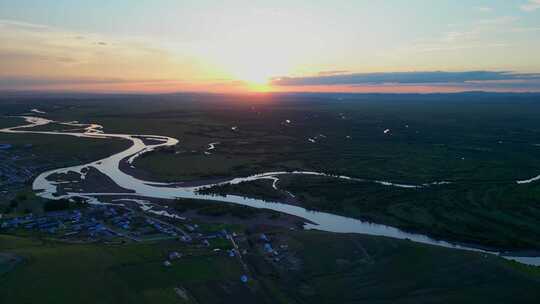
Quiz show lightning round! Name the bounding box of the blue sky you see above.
[1,0,539,92]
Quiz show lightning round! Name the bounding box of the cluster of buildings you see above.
[0,204,190,242]
[258,233,291,265]
[145,218,183,238]
[0,209,116,238]
[0,144,42,198]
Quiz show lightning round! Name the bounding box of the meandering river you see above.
[2,114,539,266]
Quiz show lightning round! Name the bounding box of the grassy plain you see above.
[266,230,540,304]
[7,93,540,183]
[1,231,539,304]
[0,234,252,304]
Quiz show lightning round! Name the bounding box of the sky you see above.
[1,0,540,93]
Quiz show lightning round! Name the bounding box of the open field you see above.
[0,235,251,304]
[261,230,540,304]
[8,93,540,183]
[103,93,540,184]
[1,231,539,304]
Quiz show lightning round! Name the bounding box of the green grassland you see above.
[124,94,540,184]
[263,230,540,304]
[0,235,253,304]
[1,231,539,304]
[7,93,540,184]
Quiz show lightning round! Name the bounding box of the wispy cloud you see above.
[508,26,540,33]
[317,70,350,76]
[389,16,521,55]
[0,75,256,93]
[474,6,493,13]
[0,19,209,89]
[0,76,145,86]
[521,0,540,11]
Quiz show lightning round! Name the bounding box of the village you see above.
[0,201,300,284]
[0,143,42,200]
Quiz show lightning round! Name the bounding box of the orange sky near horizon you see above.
[17,82,536,95]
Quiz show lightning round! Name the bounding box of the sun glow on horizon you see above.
[246,81,271,92]
[235,70,273,92]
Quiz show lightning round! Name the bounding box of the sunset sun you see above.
[242,74,271,92]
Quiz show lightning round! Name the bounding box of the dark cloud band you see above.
[272,71,540,86]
